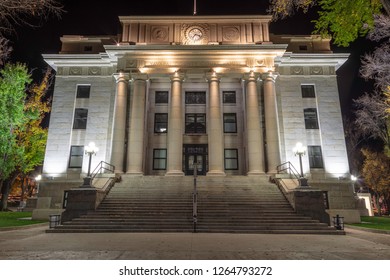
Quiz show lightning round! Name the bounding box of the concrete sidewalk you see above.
[0,224,389,260]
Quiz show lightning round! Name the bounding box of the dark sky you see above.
[8,0,372,116]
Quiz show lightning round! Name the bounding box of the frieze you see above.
[69,67,82,75]
[290,66,303,75]
[88,67,101,75]
[182,23,209,45]
[310,66,323,75]
[329,66,335,75]
[144,60,245,67]
[56,67,64,75]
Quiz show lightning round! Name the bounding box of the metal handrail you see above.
[192,162,198,233]
[90,161,115,181]
[276,161,301,180]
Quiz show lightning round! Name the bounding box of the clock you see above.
[188,27,203,42]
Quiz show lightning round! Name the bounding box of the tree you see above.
[269,0,383,47]
[0,0,62,36]
[0,67,51,210]
[361,149,390,215]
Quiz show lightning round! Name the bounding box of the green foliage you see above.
[0,63,31,180]
[314,0,382,46]
[350,216,390,230]
[0,211,46,228]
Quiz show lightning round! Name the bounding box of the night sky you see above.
[8,0,373,116]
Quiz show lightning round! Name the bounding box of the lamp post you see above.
[293,142,308,187]
[82,142,99,187]
[34,174,42,197]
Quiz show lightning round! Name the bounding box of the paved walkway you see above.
[0,224,389,260]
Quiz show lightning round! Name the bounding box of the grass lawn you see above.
[350,216,390,231]
[0,212,46,228]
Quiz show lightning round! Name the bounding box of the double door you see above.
[183,144,208,176]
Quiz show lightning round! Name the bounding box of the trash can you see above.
[49,214,61,228]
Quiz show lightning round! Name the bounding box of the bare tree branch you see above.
[0,37,12,65]
[0,0,63,35]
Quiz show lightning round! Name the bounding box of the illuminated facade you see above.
[42,15,350,180]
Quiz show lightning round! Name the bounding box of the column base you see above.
[207,170,226,176]
[165,171,184,176]
[247,171,266,176]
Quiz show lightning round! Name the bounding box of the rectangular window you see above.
[76,85,91,98]
[185,114,206,134]
[154,113,168,133]
[223,113,237,133]
[153,149,167,170]
[224,149,238,170]
[301,85,315,98]
[69,146,84,168]
[73,108,88,129]
[308,146,324,168]
[185,91,206,104]
[155,91,168,104]
[223,91,236,104]
[304,108,319,129]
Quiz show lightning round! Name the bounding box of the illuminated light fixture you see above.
[351,175,357,181]
[293,142,308,187]
[82,142,99,187]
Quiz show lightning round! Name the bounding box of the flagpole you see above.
[193,0,197,15]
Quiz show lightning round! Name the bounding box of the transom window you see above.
[76,85,91,98]
[308,146,324,168]
[153,149,167,170]
[185,114,206,134]
[69,146,84,168]
[301,85,316,98]
[154,113,168,133]
[223,91,236,104]
[223,113,237,133]
[155,91,168,104]
[73,108,88,129]
[224,149,239,170]
[185,91,206,104]
[304,108,319,129]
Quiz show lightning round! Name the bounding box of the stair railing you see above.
[90,161,115,189]
[276,161,301,180]
[192,161,198,233]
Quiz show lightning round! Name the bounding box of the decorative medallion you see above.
[88,67,101,75]
[310,66,323,75]
[69,67,82,75]
[291,66,303,75]
[151,26,169,42]
[222,26,240,42]
[182,24,209,45]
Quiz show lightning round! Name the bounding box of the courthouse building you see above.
[36,15,359,222]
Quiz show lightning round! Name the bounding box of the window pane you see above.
[76,85,91,98]
[224,113,237,133]
[154,113,168,133]
[223,91,236,103]
[69,146,84,168]
[185,114,206,134]
[155,91,168,103]
[73,108,88,129]
[304,108,319,129]
[224,149,238,170]
[308,146,324,168]
[301,85,315,98]
[185,92,206,104]
[224,149,237,158]
[153,149,167,170]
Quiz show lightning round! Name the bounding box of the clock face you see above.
[188,28,203,41]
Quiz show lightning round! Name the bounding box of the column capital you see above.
[205,71,221,83]
[131,73,149,81]
[261,71,278,82]
[170,71,186,82]
[113,72,130,83]
[243,71,260,82]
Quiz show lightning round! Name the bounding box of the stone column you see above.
[263,71,281,173]
[166,71,185,176]
[245,71,265,175]
[126,74,148,175]
[206,71,225,176]
[111,73,129,173]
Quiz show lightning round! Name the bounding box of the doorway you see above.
[183,144,208,175]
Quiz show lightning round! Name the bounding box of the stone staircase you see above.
[50,175,342,234]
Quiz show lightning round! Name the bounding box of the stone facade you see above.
[36,15,358,220]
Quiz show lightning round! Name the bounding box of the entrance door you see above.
[183,144,208,175]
